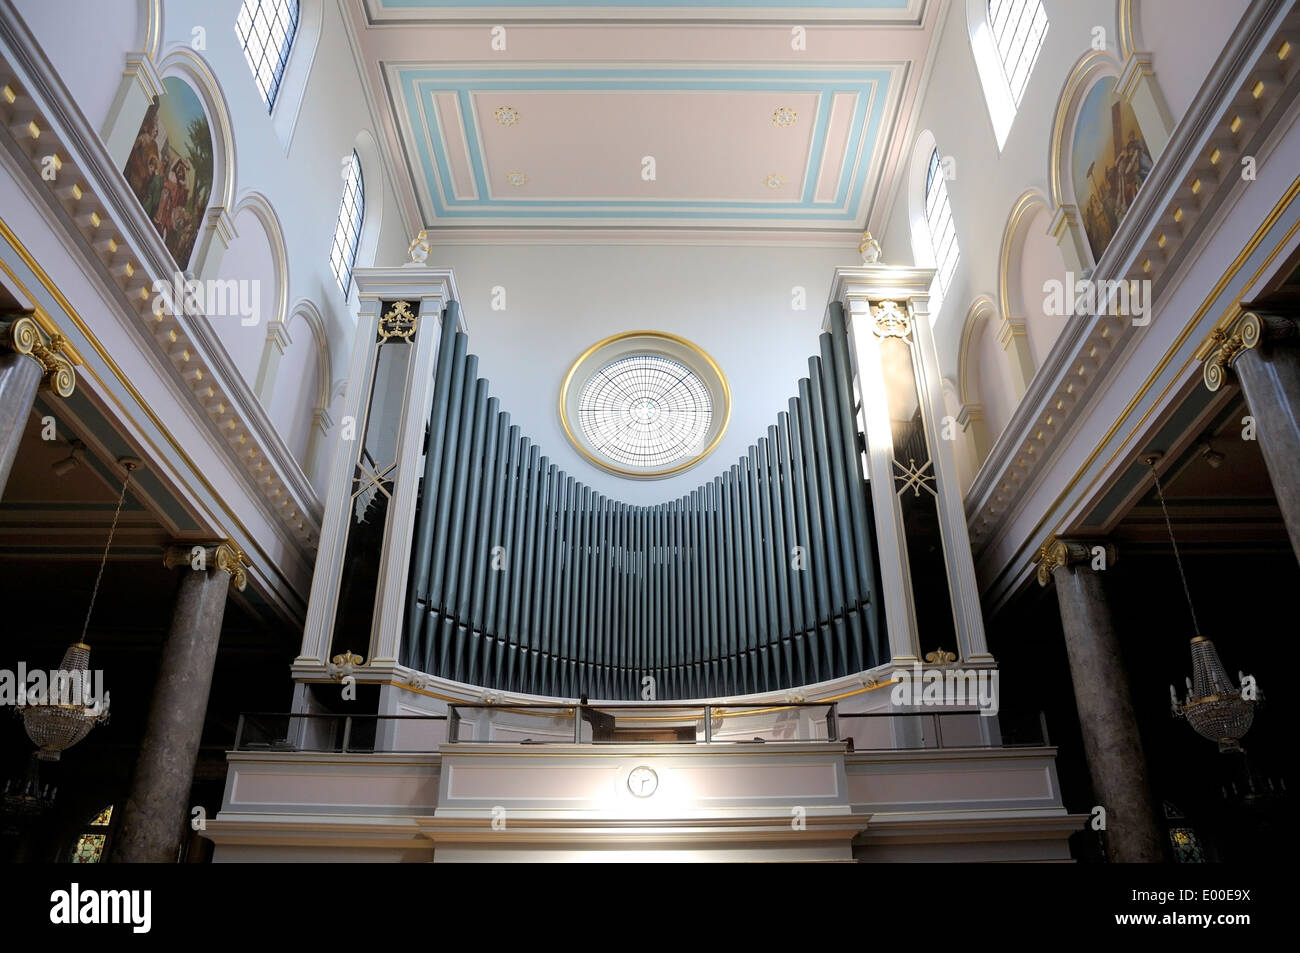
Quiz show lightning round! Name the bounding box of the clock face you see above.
[627,765,659,798]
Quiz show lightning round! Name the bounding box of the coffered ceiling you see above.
[345,0,942,241]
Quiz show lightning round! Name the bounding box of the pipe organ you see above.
[397,302,885,699]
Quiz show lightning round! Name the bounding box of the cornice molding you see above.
[0,9,323,557]
[965,0,1300,563]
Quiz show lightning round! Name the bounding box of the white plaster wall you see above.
[878,0,1121,386]
[212,206,276,387]
[12,0,141,132]
[1019,205,1069,368]
[974,316,1016,441]
[430,242,858,505]
[1138,0,1252,120]
[270,312,321,467]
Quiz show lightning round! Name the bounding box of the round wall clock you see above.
[627,765,659,798]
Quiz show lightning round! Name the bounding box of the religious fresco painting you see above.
[1070,75,1153,262]
[123,76,214,269]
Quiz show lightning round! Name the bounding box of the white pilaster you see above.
[829,266,993,667]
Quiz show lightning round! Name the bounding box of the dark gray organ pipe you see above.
[407,302,458,668]
[819,329,866,674]
[404,317,885,699]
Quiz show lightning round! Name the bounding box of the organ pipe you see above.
[404,311,883,699]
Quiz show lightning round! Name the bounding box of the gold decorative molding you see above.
[1,314,76,397]
[870,299,911,340]
[163,540,249,591]
[1202,311,1298,391]
[923,648,957,665]
[379,300,418,340]
[1034,536,1116,587]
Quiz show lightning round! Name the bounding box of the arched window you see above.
[70,805,115,863]
[236,0,301,111]
[989,0,1049,107]
[330,151,365,296]
[924,149,960,305]
[969,0,1049,149]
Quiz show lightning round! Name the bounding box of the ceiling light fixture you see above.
[494,106,519,126]
[17,457,137,759]
[1148,453,1261,753]
[506,171,527,188]
[771,106,797,127]
[1197,439,1225,469]
[52,438,84,477]
[765,173,785,189]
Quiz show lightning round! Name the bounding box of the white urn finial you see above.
[859,230,883,264]
[407,229,431,265]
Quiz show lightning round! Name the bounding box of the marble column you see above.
[1204,311,1300,561]
[110,543,248,863]
[1036,538,1164,863]
[0,315,76,499]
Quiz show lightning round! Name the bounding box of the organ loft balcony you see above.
[202,261,1084,863]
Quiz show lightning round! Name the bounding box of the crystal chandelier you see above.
[2,755,57,821]
[1146,454,1261,752]
[15,459,135,760]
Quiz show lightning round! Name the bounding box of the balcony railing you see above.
[231,705,1050,754]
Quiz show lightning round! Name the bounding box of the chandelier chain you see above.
[1149,459,1201,637]
[80,468,131,643]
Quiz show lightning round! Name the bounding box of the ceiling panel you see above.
[346,0,940,240]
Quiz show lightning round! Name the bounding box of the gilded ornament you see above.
[379,300,418,339]
[2,315,76,397]
[871,300,911,340]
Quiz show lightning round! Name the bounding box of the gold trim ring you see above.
[558,330,731,479]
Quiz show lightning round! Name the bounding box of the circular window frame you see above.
[559,330,731,479]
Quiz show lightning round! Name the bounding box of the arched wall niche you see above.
[213,192,288,388]
[939,375,975,494]
[955,294,1002,474]
[232,191,289,329]
[269,300,330,472]
[997,188,1068,375]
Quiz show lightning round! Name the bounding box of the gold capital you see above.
[163,540,249,591]
[1034,536,1117,587]
[2,314,76,397]
[1203,311,1299,391]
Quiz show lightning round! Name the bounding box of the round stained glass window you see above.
[560,331,729,478]
[577,354,713,469]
